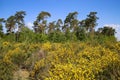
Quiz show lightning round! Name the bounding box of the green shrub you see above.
[0,60,15,80]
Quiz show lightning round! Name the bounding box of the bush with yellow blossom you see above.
[0,40,120,80]
[30,42,120,80]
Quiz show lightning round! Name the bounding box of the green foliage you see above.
[101,26,115,36]
[37,11,51,22]
[48,31,66,42]
[64,11,78,32]
[19,27,35,42]
[0,60,15,80]
[10,48,29,67]
[95,35,116,44]
[3,33,16,42]
[1,11,117,43]
[0,31,4,38]
[95,61,120,80]
[6,16,16,33]
[75,27,87,41]
[34,33,48,43]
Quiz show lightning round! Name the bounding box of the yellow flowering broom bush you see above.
[0,41,120,80]
[30,42,120,80]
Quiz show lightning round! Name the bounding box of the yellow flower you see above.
[42,42,51,50]
[2,41,10,47]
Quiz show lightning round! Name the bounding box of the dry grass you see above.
[13,69,29,80]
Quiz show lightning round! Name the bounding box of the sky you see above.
[0,0,120,41]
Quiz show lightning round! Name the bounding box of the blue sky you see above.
[0,0,120,40]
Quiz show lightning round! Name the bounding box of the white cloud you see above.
[26,22,33,30]
[104,24,120,41]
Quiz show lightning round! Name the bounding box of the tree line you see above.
[0,11,116,42]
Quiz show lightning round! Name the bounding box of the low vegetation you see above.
[0,40,120,80]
